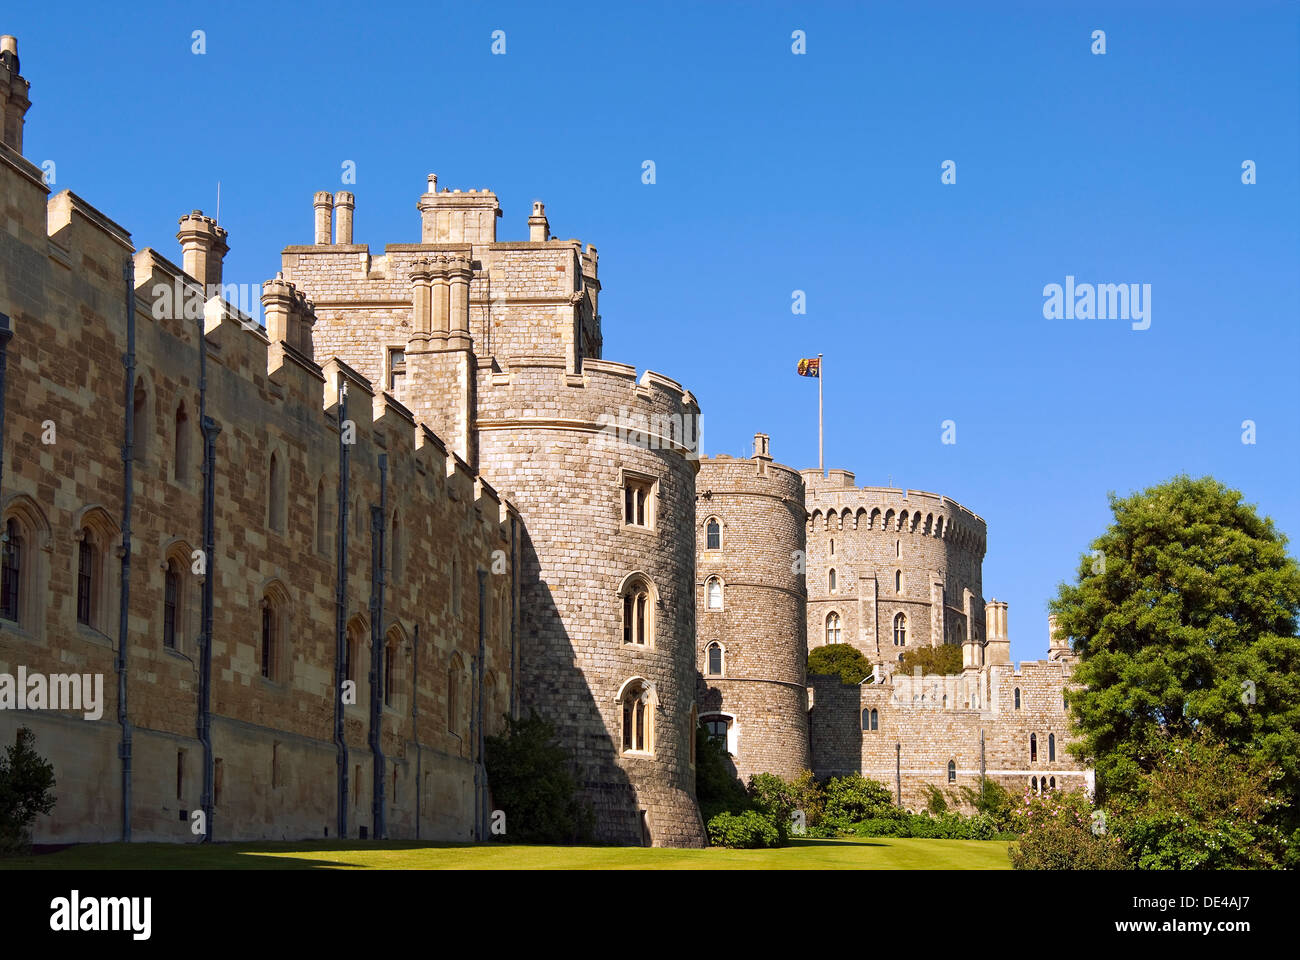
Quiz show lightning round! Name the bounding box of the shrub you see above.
[957,779,1017,831]
[483,713,594,843]
[747,773,797,842]
[787,769,825,833]
[1110,733,1289,870]
[706,809,781,848]
[694,726,748,825]
[1009,789,1131,870]
[0,727,56,856]
[818,773,896,835]
[807,644,872,685]
[922,784,949,815]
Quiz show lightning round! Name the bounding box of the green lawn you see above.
[1,837,1011,870]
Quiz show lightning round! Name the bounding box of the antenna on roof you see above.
[215,181,221,223]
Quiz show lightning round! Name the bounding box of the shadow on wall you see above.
[808,673,869,781]
[696,678,741,784]
[515,530,646,846]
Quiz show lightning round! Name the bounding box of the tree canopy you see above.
[1050,475,1300,838]
[807,643,872,685]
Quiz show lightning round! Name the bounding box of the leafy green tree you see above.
[483,713,593,843]
[807,644,872,685]
[0,727,56,855]
[897,643,963,676]
[1050,475,1300,836]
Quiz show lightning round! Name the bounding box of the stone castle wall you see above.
[281,179,705,846]
[811,655,1086,809]
[695,444,810,781]
[0,96,518,844]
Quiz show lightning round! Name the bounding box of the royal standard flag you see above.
[797,357,820,377]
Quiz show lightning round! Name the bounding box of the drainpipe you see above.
[196,276,219,843]
[980,729,986,792]
[368,453,387,840]
[115,258,136,842]
[333,382,350,838]
[508,516,518,719]
[412,622,420,840]
[0,313,11,507]
[895,742,902,806]
[475,569,488,840]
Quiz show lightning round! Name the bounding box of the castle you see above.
[0,35,1087,848]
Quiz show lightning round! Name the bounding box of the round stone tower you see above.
[476,357,705,847]
[696,435,810,781]
[802,469,987,677]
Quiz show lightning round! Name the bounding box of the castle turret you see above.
[803,471,986,671]
[176,210,229,292]
[1047,613,1074,662]
[697,435,810,781]
[417,175,500,243]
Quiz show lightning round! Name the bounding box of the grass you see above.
[1,836,1012,870]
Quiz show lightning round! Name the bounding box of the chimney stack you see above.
[752,432,771,460]
[983,599,1011,666]
[528,201,549,242]
[333,191,354,244]
[0,35,32,154]
[313,191,333,245]
[176,211,230,293]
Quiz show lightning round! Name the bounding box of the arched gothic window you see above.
[706,642,723,676]
[621,575,654,646]
[826,611,842,645]
[705,518,721,551]
[1030,733,1038,762]
[621,679,654,754]
[706,577,723,610]
[893,612,907,646]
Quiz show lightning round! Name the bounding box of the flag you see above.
[797,357,820,377]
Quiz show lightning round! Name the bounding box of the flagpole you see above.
[818,352,824,475]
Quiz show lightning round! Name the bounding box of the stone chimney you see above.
[313,191,333,245]
[417,174,500,243]
[528,201,549,242]
[333,191,354,244]
[175,211,229,292]
[0,35,32,154]
[1047,614,1073,662]
[983,599,1010,666]
[752,432,771,460]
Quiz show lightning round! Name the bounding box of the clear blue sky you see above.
[8,1,1298,662]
